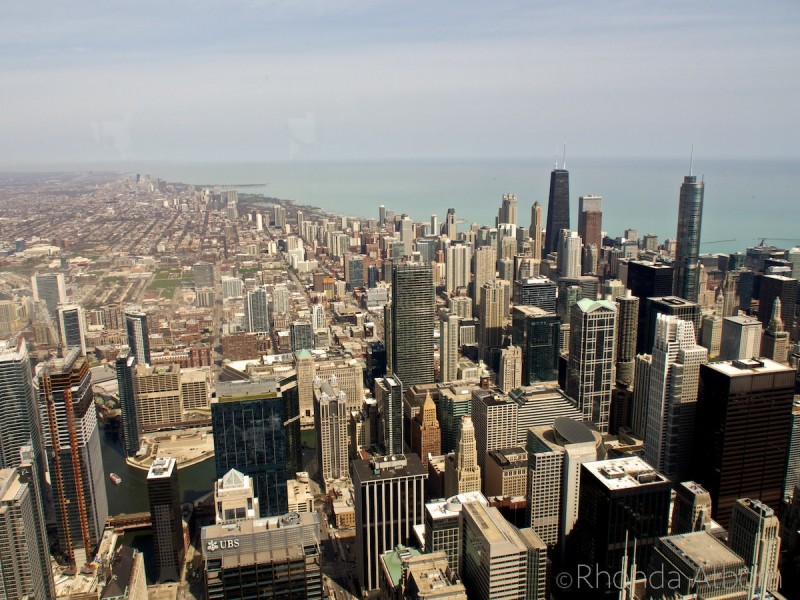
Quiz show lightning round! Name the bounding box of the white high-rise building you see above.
[439,310,460,384]
[221,276,244,300]
[272,285,291,315]
[471,389,518,473]
[243,287,270,334]
[0,465,55,600]
[461,501,547,600]
[643,315,708,482]
[728,498,781,597]
[57,303,87,356]
[445,243,472,293]
[311,303,326,330]
[557,230,582,278]
[720,315,763,360]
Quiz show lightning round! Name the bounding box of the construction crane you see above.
[699,239,736,246]
[755,237,799,247]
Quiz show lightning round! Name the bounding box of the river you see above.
[100,426,216,582]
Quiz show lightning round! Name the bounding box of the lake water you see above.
[117,157,800,255]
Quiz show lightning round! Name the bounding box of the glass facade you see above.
[212,379,300,518]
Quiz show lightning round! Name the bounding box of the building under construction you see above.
[36,349,108,569]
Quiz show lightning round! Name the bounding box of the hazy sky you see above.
[2,0,798,163]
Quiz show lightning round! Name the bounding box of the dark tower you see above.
[391,261,435,386]
[674,171,705,301]
[544,167,570,255]
[692,359,794,527]
[147,456,184,583]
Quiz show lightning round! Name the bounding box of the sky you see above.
[1,0,799,164]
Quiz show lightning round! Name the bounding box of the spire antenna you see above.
[689,144,694,176]
[562,143,567,170]
[555,146,559,169]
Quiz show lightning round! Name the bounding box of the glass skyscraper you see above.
[212,376,301,517]
[674,174,704,301]
[544,167,570,255]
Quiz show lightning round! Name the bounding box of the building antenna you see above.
[689,144,694,176]
[555,146,559,169]
[563,143,567,170]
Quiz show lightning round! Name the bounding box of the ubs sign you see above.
[206,538,241,552]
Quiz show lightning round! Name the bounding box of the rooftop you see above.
[352,453,427,483]
[707,357,793,377]
[147,456,176,479]
[584,456,669,491]
[663,531,745,570]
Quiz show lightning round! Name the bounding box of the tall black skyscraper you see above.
[674,173,704,301]
[692,359,794,527]
[544,167,570,255]
[391,261,435,386]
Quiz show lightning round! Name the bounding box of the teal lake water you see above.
[114,157,800,255]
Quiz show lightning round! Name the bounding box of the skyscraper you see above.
[243,287,270,334]
[352,454,427,593]
[758,274,797,336]
[37,350,108,568]
[410,392,440,467]
[147,456,184,583]
[213,377,301,517]
[762,298,790,364]
[31,272,66,315]
[529,201,543,262]
[375,375,403,456]
[438,310,460,383]
[544,167,570,255]
[497,345,522,392]
[445,242,471,293]
[566,299,617,433]
[513,276,557,312]
[728,498,781,596]
[527,419,603,549]
[614,291,639,385]
[290,320,313,351]
[497,193,518,226]
[57,303,86,355]
[124,310,151,365]
[314,379,349,488]
[673,172,705,301]
[512,306,560,384]
[444,416,482,496]
[201,512,322,600]
[571,457,672,599]
[471,246,496,313]
[720,315,763,360]
[445,208,457,239]
[642,315,708,481]
[693,359,795,526]
[391,261,435,386]
[461,501,547,600]
[115,350,140,455]
[640,296,701,354]
[557,230,582,278]
[478,280,509,365]
[0,466,55,600]
[578,194,603,250]
[471,389,518,473]
[0,338,47,493]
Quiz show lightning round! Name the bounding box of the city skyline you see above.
[1,2,798,164]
